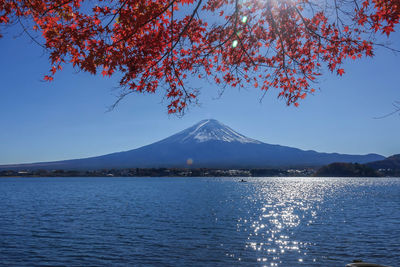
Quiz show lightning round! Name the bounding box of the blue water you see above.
[0,177,399,266]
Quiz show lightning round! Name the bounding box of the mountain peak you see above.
[160,119,262,144]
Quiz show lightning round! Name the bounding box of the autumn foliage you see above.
[0,0,399,113]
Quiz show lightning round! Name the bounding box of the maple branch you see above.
[171,58,195,103]
[40,0,74,18]
[374,100,400,119]
[148,0,203,71]
[17,17,46,49]
[234,0,239,32]
[139,0,176,28]
[112,0,177,46]
[265,5,294,90]
[104,0,128,29]
[170,0,174,53]
[201,0,238,58]
[236,35,257,68]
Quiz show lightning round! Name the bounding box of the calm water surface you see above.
[0,177,399,266]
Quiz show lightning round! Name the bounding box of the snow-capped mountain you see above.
[159,119,261,144]
[0,119,385,170]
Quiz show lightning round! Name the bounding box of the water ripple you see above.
[0,177,399,266]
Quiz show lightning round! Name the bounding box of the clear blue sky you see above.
[0,25,399,165]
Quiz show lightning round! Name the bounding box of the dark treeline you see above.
[0,168,315,177]
[2,164,396,178]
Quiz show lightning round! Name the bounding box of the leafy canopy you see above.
[1,0,399,113]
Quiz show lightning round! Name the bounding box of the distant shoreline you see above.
[1,176,399,179]
[2,162,398,178]
[0,167,315,178]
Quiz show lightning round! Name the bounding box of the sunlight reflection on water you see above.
[233,178,376,266]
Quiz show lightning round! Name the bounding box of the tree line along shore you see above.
[1,162,398,177]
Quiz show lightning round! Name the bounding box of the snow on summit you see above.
[163,119,262,144]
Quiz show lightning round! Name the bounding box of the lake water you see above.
[0,177,399,266]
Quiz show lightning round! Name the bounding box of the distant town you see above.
[0,167,315,178]
[0,163,398,178]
